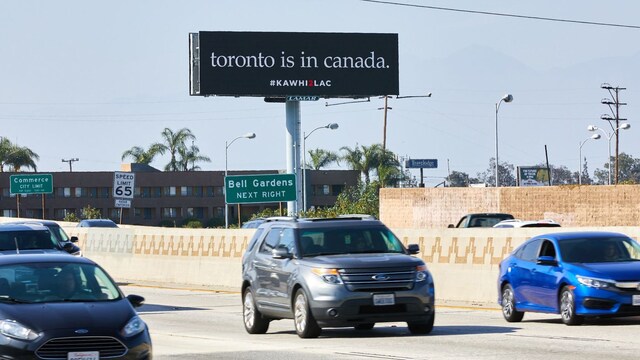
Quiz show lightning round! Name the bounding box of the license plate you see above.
[373,293,395,306]
[633,295,640,306]
[68,352,99,360]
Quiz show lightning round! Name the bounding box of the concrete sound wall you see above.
[379,185,640,228]
[60,223,640,308]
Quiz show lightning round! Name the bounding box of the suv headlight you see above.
[576,275,614,289]
[0,320,40,341]
[121,316,146,338]
[311,268,343,285]
[416,265,429,282]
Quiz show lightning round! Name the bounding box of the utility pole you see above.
[600,83,627,184]
[61,158,79,172]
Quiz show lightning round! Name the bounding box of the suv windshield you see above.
[299,227,405,256]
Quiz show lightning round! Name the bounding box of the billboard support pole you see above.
[286,101,301,215]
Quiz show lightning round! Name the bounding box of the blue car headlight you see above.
[576,275,615,289]
[121,316,146,338]
[0,320,40,341]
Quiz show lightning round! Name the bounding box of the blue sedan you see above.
[498,231,640,325]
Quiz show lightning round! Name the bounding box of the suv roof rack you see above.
[263,216,298,223]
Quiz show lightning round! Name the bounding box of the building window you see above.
[214,207,224,218]
[332,185,344,196]
[56,188,72,198]
[109,208,121,218]
[134,208,155,220]
[75,188,83,197]
[2,209,17,217]
[99,187,110,198]
[162,207,179,218]
[54,208,76,219]
[164,187,177,197]
[186,207,205,219]
[24,209,43,218]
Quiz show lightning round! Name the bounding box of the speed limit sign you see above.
[113,172,135,199]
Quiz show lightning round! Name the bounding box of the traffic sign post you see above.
[9,174,53,218]
[405,159,438,188]
[10,174,53,195]
[113,172,135,225]
[225,174,296,204]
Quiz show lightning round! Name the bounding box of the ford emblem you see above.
[372,274,390,281]
[75,329,89,334]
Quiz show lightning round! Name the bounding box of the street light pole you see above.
[495,94,513,187]
[588,123,630,185]
[578,134,600,185]
[61,158,79,172]
[378,93,432,150]
[302,123,339,212]
[224,132,256,229]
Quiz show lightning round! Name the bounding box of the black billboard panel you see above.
[189,31,399,97]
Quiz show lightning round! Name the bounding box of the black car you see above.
[3,220,82,256]
[241,216,435,338]
[0,223,79,256]
[0,254,152,359]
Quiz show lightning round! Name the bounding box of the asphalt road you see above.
[122,285,640,360]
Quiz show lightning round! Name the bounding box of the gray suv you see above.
[241,217,435,338]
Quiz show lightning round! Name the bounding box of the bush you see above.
[183,219,203,228]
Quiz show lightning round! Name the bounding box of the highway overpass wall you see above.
[37,223,637,308]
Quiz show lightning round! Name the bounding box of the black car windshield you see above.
[0,230,58,251]
[0,262,121,303]
[558,236,640,263]
[299,227,405,256]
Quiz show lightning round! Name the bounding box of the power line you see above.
[359,0,640,29]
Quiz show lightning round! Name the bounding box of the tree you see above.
[177,143,211,171]
[478,158,515,187]
[593,153,640,184]
[4,145,39,172]
[121,144,165,165]
[308,148,339,170]
[535,163,572,185]
[154,128,196,171]
[448,171,472,187]
[575,157,593,185]
[375,147,404,187]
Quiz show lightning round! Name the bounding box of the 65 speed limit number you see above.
[113,172,135,199]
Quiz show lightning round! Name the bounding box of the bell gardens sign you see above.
[189,31,399,97]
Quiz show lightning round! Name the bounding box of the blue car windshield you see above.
[558,236,640,263]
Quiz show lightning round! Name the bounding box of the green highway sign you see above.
[225,174,296,204]
[10,174,53,194]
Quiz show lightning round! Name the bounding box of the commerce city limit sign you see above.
[10,174,53,194]
[225,174,296,204]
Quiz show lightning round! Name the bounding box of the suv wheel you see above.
[293,289,321,338]
[407,310,435,335]
[243,287,269,334]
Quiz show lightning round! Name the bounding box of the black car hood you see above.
[0,299,136,332]
[302,253,423,268]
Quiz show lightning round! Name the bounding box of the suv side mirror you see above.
[272,247,293,259]
[126,294,145,308]
[407,244,420,254]
[69,236,79,243]
[447,224,454,228]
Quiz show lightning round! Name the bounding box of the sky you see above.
[2,0,640,186]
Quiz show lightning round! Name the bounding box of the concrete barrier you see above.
[2,218,637,307]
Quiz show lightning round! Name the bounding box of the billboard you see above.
[189,31,399,97]
[517,166,550,187]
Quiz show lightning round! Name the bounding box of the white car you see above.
[493,219,560,228]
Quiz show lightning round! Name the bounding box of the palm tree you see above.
[121,144,165,165]
[5,146,40,172]
[153,128,196,171]
[308,148,339,170]
[376,147,402,187]
[340,144,384,184]
[0,137,39,172]
[177,143,211,171]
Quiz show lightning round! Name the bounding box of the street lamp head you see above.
[327,123,339,130]
[591,134,601,140]
[502,94,513,103]
[587,125,598,132]
[620,123,631,130]
[243,132,256,139]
